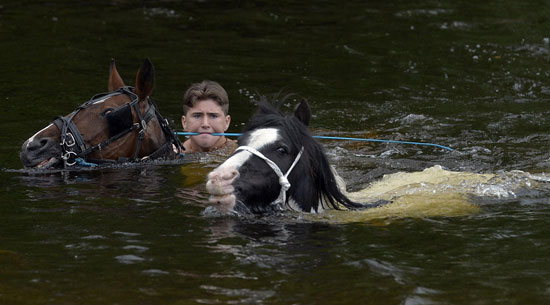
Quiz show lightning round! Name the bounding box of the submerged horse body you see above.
[206,100,386,214]
[206,100,548,218]
[20,59,183,169]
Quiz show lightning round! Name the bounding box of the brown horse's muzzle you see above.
[20,134,62,169]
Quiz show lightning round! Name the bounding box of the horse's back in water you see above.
[315,165,546,223]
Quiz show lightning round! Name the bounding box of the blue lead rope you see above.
[174,132,453,151]
[75,157,98,167]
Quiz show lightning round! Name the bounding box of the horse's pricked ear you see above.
[135,58,155,101]
[294,100,311,126]
[108,58,125,91]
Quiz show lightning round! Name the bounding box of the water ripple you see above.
[115,254,146,264]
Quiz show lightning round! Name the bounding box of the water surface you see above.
[1,1,550,304]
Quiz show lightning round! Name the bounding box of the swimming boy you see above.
[181,80,237,153]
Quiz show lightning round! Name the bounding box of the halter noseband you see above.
[52,86,183,168]
[235,145,304,209]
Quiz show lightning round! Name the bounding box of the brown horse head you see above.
[20,59,182,169]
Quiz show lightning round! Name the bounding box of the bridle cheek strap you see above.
[235,146,304,209]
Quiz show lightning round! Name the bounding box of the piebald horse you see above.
[206,100,386,214]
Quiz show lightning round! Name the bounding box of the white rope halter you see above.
[235,145,304,209]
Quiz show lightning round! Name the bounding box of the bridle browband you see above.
[52,86,183,168]
[235,145,304,209]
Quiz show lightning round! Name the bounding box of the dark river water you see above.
[2,1,550,304]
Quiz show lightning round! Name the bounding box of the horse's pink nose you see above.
[206,167,239,213]
[207,168,239,186]
[206,168,239,194]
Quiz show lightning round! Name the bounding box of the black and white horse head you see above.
[206,99,385,215]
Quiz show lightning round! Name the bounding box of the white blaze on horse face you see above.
[206,128,281,210]
[25,97,109,148]
[220,128,280,170]
[91,96,109,105]
[26,123,54,149]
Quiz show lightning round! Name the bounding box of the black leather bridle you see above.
[52,86,183,168]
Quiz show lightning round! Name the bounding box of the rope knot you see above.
[235,145,304,208]
[279,176,291,191]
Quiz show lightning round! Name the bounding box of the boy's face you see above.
[181,99,230,150]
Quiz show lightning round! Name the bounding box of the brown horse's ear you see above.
[135,58,155,101]
[108,58,125,91]
[294,99,311,126]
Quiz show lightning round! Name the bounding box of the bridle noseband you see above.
[235,145,304,209]
[52,86,183,168]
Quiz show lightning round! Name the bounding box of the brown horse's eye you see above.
[101,108,114,116]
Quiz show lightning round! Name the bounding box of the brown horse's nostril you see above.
[27,137,54,152]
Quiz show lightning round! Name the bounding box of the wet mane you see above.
[241,101,308,152]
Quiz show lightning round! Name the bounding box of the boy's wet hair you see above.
[183,80,229,115]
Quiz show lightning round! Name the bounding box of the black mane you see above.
[241,101,307,152]
[242,100,376,212]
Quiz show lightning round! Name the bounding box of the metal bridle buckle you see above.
[141,119,147,131]
[61,151,77,166]
[61,132,76,147]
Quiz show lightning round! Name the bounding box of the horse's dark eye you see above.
[101,108,114,116]
[277,147,288,154]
